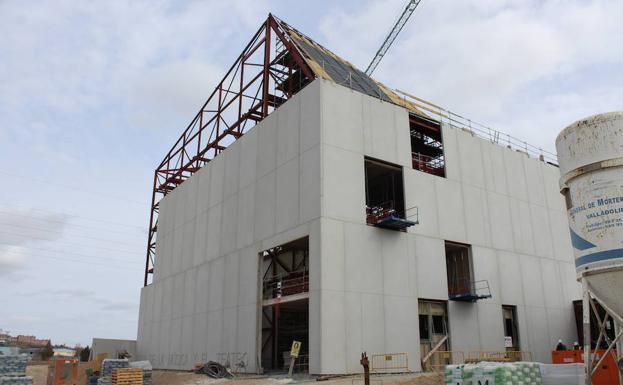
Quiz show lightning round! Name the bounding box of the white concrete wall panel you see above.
[319,290,347,373]
[435,178,467,242]
[487,192,515,251]
[440,123,461,181]
[414,236,448,300]
[300,80,321,153]
[523,158,547,207]
[276,158,300,233]
[462,185,492,247]
[503,150,529,202]
[319,218,345,292]
[448,303,481,352]
[404,171,440,237]
[497,251,525,305]
[343,223,384,294]
[321,83,363,154]
[300,147,321,223]
[457,131,486,189]
[476,303,505,351]
[322,145,365,223]
[344,292,364,372]
[277,90,300,166]
[239,133,258,190]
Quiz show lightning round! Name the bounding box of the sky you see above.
[0,0,622,347]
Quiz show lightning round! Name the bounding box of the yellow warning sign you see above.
[290,341,302,357]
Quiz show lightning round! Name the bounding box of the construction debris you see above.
[193,362,233,379]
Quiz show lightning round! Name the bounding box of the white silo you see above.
[556,111,623,384]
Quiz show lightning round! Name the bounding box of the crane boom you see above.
[364,0,422,76]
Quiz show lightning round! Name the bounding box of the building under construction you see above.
[136,15,579,374]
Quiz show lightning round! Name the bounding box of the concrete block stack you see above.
[97,359,129,385]
[0,355,32,385]
[445,362,543,385]
[0,378,34,385]
[129,361,152,385]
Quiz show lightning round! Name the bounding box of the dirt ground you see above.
[151,371,443,385]
[25,364,442,385]
[26,363,48,385]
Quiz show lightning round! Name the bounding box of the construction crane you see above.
[364,0,422,76]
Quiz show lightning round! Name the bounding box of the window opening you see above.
[410,114,445,177]
[364,157,417,230]
[445,241,491,302]
[260,237,309,373]
[419,300,449,370]
[502,305,520,351]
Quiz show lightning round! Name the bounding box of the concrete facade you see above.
[91,338,137,361]
[136,79,579,374]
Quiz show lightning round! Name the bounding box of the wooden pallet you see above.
[112,368,143,385]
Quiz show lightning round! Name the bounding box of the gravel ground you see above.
[151,371,443,385]
[25,364,442,385]
[26,363,48,385]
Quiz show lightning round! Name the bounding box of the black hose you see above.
[202,361,233,378]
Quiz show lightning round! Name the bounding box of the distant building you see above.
[0,347,20,356]
[16,335,50,348]
[53,348,76,358]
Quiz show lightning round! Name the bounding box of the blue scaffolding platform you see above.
[374,215,418,230]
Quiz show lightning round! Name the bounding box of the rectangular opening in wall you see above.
[410,114,445,177]
[502,305,520,351]
[259,237,309,373]
[419,299,449,371]
[364,157,416,230]
[572,299,616,349]
[445,241,491,302]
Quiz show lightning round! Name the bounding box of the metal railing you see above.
[366,201,398,225]
[412,152,445,176]
[466,350,533,363]
[370,352,410,373]
[448,278,491,300]
[395,89,558,165]
[262,271,309,300]
[427,351,465,372]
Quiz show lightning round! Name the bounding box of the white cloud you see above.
[0,245,29,276]
[0,0,269,138]
[318,0,623,150]
[0,208,69,246]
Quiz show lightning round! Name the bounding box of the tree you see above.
[79,346,91,362]
[40,343,54,361]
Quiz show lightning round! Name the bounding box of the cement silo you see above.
[557,111,623,384]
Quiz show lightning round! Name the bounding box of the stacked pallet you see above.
[97,359,129,385]
[111,368,143,385]
[0,355,32,385]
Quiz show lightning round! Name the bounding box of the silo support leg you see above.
[582,278,591,385]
